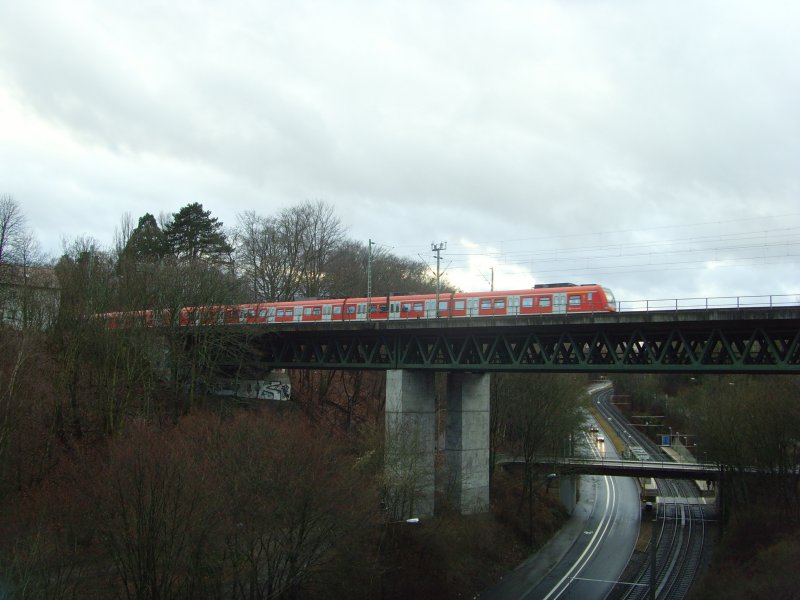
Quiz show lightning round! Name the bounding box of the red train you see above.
[103,283,616,328]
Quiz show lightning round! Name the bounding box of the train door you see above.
[389,301,401,320]
[553,293,567,314]
[343,304,357,321]
[357,302,367,321]
[467,297,479,317]
[508,295,520,316]
[425,299,436,318]
[322,305,332,322]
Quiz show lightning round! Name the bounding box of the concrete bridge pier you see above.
[444,373,490,514]
[559,475,578,515]
[384,370,436,519]
[385,370,491,518]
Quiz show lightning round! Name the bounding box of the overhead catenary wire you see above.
[390,216,800,285]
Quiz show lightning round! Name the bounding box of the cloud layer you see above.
[1,1,798,300]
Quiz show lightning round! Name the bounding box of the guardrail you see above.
[616,293,800,312]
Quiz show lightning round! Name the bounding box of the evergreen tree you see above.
[164,203,233,262]
[123,213,168,262]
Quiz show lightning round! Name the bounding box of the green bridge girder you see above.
[214,307,800,374]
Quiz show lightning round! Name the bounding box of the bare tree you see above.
[0,194,24,268]
[0,195,26,320]
[324,240,442,299]
[235,201,345,302]
[96,421,219,599]
[218,413,377,599]
[113,211,135,260]
[235,210,304,301]
[295,200,345,298]
[51,237,115,439]
[493,373,585,543]
[687,376,800,520]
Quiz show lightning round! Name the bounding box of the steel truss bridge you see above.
[214,306,800,374]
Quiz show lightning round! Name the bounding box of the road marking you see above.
[541,433,621,600]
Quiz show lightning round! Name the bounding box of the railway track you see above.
[594,390,709,600]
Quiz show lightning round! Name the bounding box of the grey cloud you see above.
[1,0,799,299]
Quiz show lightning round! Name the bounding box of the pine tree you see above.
[123,213,169,262]
[164,203,233,262]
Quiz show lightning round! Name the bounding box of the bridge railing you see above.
[616,293,800,313]
[450,293,799,319]
[530,455,719,472]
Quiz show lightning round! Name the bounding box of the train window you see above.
[285,309,293,316]
[277,309,285,317]
[313,307,321,316]
[522,297,534,308]
[346,305,356,315]
[268,307,276,317]
[358,305,366,314]
[438,301,448,311]
[454,300,465,310]
[539,297,551,307]
[402,303,411,312]
[568,295,581,306]
[333,306,342,315]
[480,299,492,309]
[304,307,313,316]
[259,309,267,317]
[494,299,505,309]
[413,302,423,312]
[379,305,388,312]
[369,304,377,314]
[587,292,593,300]
[248,309,256,317]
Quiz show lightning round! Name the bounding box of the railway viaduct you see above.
[196,305,800,518]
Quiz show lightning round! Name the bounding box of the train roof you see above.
[249,284,609,307]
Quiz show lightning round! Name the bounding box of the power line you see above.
[447,212,800,248]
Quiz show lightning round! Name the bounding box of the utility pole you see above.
[431,241,447,317]
[480,267,495,292]
[367,239,376,300]
[367,239,376,320]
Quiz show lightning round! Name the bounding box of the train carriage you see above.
[103,283,616,329]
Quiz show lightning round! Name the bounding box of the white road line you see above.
[541,434,620,600]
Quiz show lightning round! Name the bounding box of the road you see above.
[482,387,641,599]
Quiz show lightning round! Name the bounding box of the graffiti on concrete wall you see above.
[211,379,291,401]
[258,380,291,401]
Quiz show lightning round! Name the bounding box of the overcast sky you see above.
[1,1,798,305]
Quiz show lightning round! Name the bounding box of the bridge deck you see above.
[203,305,800,373]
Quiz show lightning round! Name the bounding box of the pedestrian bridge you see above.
[523,456,721,480]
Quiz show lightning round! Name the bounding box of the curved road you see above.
[483,387,641,599]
